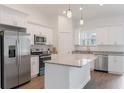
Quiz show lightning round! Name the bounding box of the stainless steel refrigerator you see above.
[0,30,31,89]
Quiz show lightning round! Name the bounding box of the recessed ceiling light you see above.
[80,7,83,10]
[63,10,66,14]
[99,4,103,6]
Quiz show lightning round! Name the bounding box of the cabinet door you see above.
[74,30,80,45]
[0,5,27,27]
[0,7,13,25]
[46,29,53,45]
[40,27,53,45]
[58,16,72,32]
[58,32,74,54]
[31,56,39,78]
[96,27,109,45]
[108,26,124,45]
[108,56,124,74]
[43,28,51,45]
[15,14,27,27]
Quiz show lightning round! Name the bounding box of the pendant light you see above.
[80,18,84,25]
[80,6,84,25]
[66,4,72,18]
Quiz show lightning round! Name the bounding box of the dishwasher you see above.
[95,55,108,72]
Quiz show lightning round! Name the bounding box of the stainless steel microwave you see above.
[34,35,47,45]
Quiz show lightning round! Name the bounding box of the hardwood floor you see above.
[17,71,124,89]
[84,71,124,89]
[18,76,44,89]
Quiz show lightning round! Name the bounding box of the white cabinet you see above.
[58,16,72,32]
[90,61,95,71]
[58,32,74,54]
[27,23,41,45]
[96,26,124,45]
[58,16,74,54]
[0,5,27,27]
[96,27,109,45]
[108,26,124,45]
[46,29,53,45]
[40,27,53,45]
[31,56,39,78]
[27,23,53,45]
[74,30,80,45]
[108,55,124,74]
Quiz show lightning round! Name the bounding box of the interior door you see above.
[18,32,31,85]
[3,31,18,89]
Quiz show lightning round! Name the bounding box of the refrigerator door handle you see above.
[16,40,18,66]
[18,40,21,66]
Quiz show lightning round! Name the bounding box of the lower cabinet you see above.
[108,56,124,75]
[90,61,95,71]
[31,56,39,78]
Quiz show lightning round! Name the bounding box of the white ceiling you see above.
[6,4,124,23]
[22,4,124,21]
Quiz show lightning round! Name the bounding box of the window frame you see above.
[79,31,96,47]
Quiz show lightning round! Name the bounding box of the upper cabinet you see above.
[58,16,74,54]
[74,29,80,45]
[27,23,53,45]
[76,26,124,46]
[108,26,124,45]
[45,29,53,45]
[0,5,28,28]
[58,16,73,32]
[96,27,109,45]
[96,26,124,45]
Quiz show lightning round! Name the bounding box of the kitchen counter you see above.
[44,54,97,67]
[44,54,97,89]
[73,50,124,56]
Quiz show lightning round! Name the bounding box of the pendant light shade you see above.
[66,4,72,18]
[80,18,84,25]
[80,6,84,25]
[67,9,72,18]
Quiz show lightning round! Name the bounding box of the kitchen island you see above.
[44,54,96,89]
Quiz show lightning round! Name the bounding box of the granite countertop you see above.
[73,50,124,56]
[44,54,97,67]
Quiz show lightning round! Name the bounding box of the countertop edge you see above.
[44,61,88,68]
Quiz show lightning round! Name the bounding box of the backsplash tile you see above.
[75,45,124,52]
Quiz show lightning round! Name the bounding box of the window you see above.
[80,32,96,46]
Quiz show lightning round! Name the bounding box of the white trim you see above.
[27,21,53,29]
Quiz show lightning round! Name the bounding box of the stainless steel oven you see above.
[34,35,46,45]
[39,54,51,75]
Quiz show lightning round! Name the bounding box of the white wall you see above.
[76,16,124,31]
